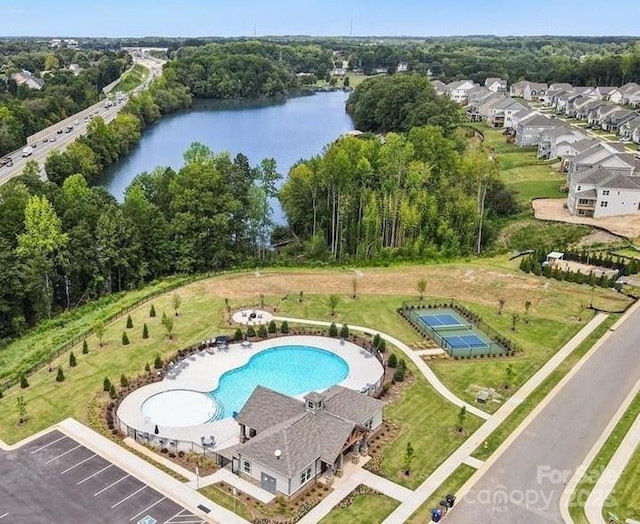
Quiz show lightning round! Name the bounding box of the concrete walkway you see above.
[583,378,640,524]
[414,348,445,356]
[381,312,608,523]
[189,466,275,504]
[124,436,197,482]
[273,315,490,420]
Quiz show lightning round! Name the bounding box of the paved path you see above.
[190,466,275,504]
[381,312,608,523]
[273,315,490,420]
[444,304,640,523]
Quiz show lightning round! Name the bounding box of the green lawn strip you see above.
[406,464,476,523]
[471,315,617,461]
[510,180,565,202]
[116,63,149,92]
[567,389,640,523]
[319,492,399,524]
[199,484,254,521]
[496,218,592,252]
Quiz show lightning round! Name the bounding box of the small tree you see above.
[343,75,350,88]
[403,442,415,475]
[16,396,27,424]
[56,367,65,382]
[120,373,128,387]
[153,354,163,369]
[142,323,149,339]
[144,362,151,373]
[373,333,381,349]
[234,328,243,341]
[498,298,506,315]
[82,339,89,354]
[172,294,181,316]
[505,364,514,389]
[340,324,349,338]
[457,405,467,432]
[299,290,304,303]
[378,338,386,353]
[69,351,77,367]
[103,377,112,392]
[578,302,587,321]
[268,320,277,334]
[417,278,427,304]
[260,293,265,307]
[122,331,130,345]
[161,313,174,340]
[352,274,358,299]
[149,304,156,317]
[258,324,268,338]
[327,294,341,316]
[280,320,289,334]
[126,314,133,329]
[329,323,338,337]
[224,297,230,312]
[247,325,256,338]
[387,353,398,368]
[109,384,117,399]
[511,312,520,331]
[94,320,105,347]
[20,373,29,389]
[524,301,532,323]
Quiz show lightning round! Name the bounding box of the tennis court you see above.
[413,308,505,357]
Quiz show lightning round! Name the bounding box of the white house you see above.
[515,112,561,146]
[537,126,588,160]
[523,82,548,101]
[568,142,638,176]
[595,86,622,103]
[485,77,507,93]
[568,166,640,217]
[233,385,383,499]
[431,79,447,95]
[446,79,477,104]
[487,97,530,128]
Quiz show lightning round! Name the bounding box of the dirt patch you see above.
[532,199,640,239]
[575,230,623,247]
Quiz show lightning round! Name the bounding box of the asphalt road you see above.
[446,306,640,523]
[0,430,205,524]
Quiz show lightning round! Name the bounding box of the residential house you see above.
[565,94,596,117]
[523,82,548,101]
[541,89,568,107]
[549,82,573,92]
[567,166,640,217]
[68,63,83,75]
[485,77,507,92]
[628,91,640,108]
[487,97,530,128]
[595,86,623,103]
[587,103,618,128]
[568,142,638,176]
[510,80,530,98]
[11,70,45,90]
[557,137,599,172]
[397,62,409,72]
[620,117,640,142]
[431,79,447,96]
[601,109,639,133]
[477,93,507,122]
[446,79,477,104]
[620,83,640,105]
[576,100,605,121]
[467,87,497,121]
[232,385,383,498]
[515,112,561,146]
[536,126,588,160]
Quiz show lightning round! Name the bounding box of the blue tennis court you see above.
[442,333,489,350]
[418,313,464,329]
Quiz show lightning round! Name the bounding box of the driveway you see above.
[446,305,640,523]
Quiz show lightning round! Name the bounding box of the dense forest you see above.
[0,42,131,156]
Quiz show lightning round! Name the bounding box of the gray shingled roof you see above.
[572,166,640,190]
[574,188,597,198]
[519,113,559,128]
[236,386,305,432]
[322,385,383,426]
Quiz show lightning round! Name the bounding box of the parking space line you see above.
[129,497,166,521]
[163,509,188,523]
[45,444,82,464]
[30,435,67,454]
[60,453,97,475]
[111,485,146,509]
[93,474,129,497]
[77,464,113,485]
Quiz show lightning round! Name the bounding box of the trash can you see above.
[431,508,443,522]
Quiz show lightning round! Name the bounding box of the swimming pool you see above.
[210,345,349,419]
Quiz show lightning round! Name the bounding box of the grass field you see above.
[116,63,149,92]
[199,484,254,521]
[319,492,399,524]
[406,464,476,523]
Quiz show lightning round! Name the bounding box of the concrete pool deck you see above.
[116,335,384,452]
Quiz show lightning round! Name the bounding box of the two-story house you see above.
[601,109,639,133]
[537,126,588,160]
[523,82,548,101]
[446,80,477,104]
[568,166,640,218]
[485,77,507,93]
[568,142,638,176]
[515,112,561,146]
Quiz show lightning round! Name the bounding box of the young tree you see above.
[457,405,467,432]
[498,298,506,315]
[153,354,163,369]
[161,313,174,340]
[149,304,157,317]
[94,320,105,347]
[416,278,427,304]
[56,367,65,382]
[280,320,289,334]
[377,338,386,353]
[16,396,27,424]
[268,320,277,334]
[352,273,358,299]
[403,442,415,475]
[329,323,339,337]
[20,373,29,389]
[387,353,398,368]
[126,314,133,328]
[69,351,77,367]
[109,384,117,399]
[299,290,304,303]
[122,331,130,345]
[144,362,151,373]
[511,312,520,331]
[340,324,349,338]
[328,294,341,316]
[524,300,532,324]
[142,323,149,339]
[258,324,268,338]
[120,374,128,387]
[234,328,243,341]
[82,339,89,354]
[505,364,514,389]
[172,294,181,316]
[247,325,257,338]
[103,377,112,392]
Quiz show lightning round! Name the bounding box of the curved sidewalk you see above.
[272,315,490,420]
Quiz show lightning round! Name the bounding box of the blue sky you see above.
[3,0,640,37]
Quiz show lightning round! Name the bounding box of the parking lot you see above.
[0,430,207,524]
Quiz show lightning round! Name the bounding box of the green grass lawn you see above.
[199,484,254,521]
[116,63,149,92]
[406,464,476,523]
[319,492,399,524]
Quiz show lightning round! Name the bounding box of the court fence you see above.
[400,299,521,358]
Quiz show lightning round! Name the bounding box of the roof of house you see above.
[550,83,573,91]
[604,109,638,125]
[574,188,597,198]
[573,166,640,190]
[322,385,383,426]
[518,113,559,128]
[236,386,306,432]
[524,82,548,91]
[447,79,475,91]
[485,77,506,86]
[539,125,582,140]
[570,138,599,153]
[620,82,640,95]
[431,79,446,90]
[596,86,618,94]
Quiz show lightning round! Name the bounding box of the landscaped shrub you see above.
[103,377,111,392]
[257,324,268,338]
[154,354,163,369]
[377,338,386,353]
[246,326,256,338]
[120,374,128,387]
[234,328,243,341]
[69,351,77,367]
[19,373,29,389]
[340,324,349,338]
[373,333,381,348]
[329,323,338,337]
[122,331,130,345]
[393,363,406,382]
[82,339,89,354]
[149,304,156,317]
[109,384,117,399]
[142,323,149,339]
[280,320,289,334]
[387,353,398,368]
[56,367,65,382]
[268,320,277,334]
[126,315,133,329]
[144,362,151,373]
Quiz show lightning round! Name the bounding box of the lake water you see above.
[101,91,354,222]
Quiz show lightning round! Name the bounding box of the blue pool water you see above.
[209,345,349,419]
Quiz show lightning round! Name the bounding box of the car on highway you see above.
[49,136,56,142]
[43,137,49,143]
[22,146,33,157]
[1,157,13,167]
[57,128,63,134]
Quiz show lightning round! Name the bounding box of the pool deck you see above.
[116,335,384,453]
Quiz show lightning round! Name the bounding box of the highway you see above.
[0,55,164,185]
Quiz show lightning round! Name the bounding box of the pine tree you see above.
[126,315,133,329]
[340,324,349,338]
[144,362,151,373]
[268,320,277,333]
[20,373,29,389]
[120,374,128,387]
[56,367,65,382]
[69,351,77,367]
[234,328,243,341]
[122,331,130,345]
[258,324,268,338]
[149,304,156,317]
[103,377,111,392]
[142,323,149,339]
[109,384,117,399]
[280,320,289,334]
[154,354,163,369]
[329,323,338,337]
[82,339,89,354]
[387,353,398,368]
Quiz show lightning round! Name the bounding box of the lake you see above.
[101,91,354,222]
